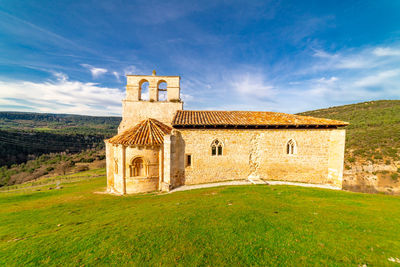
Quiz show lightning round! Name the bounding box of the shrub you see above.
[75,165,89,172]
[46,167,54,172]
[391,173,399,181]
[385,160,391,165]
[79,158,95,163]
[348,157,355,163]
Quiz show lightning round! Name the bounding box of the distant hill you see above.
[0,112,121,167]
[0,111,121,135]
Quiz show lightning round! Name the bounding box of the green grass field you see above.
[1,171,400,266]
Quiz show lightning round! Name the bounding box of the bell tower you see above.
[118,70,183,133]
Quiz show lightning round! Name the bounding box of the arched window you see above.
[130,157,147,177]
[286,139,297,155]
[157,80,167,101]
[139,80,149,101]
[211,139,223,156]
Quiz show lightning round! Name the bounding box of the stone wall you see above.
[105,142,125,194]
[124,146,160,194]
[105,142,116,192]
[105,141,161,194]
[175,128,346,187]
[119,101,182,132]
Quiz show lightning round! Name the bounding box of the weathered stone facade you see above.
[105,72,347,194]
[177,128,345,187]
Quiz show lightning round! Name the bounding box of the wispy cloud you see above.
[278,45,400,111]
[123,65,138,75]
[81,64,108,78]
[373,47,400,57]
[112,71,121,82]
[0,72,123,116]
[353,69,400,87]
[190,43,400,113]
[230,72,276,98]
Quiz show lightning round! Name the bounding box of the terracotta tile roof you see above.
[107,118,172,146]
[172,110,348,127]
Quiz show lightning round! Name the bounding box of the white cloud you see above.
[230,72,276,98]
[0,72,124,116]
[81,64,108,78]
[123,65,138,75]
[373,47,400,57]
[112,71,121,82]
[211,44,400,113]
[353,69,400,87]
[181,93,194,102]
[313,49,337,59]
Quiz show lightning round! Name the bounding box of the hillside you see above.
[0,112,120,187]
[0,112,120,167]
[0,112,121,135]
[299,100,400,193]
[1,174,399,266]
[299,100,400,161]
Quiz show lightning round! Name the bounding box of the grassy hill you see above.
[1,172,400,266]
[299,100,400,163]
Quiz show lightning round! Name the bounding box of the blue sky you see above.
[0,0,400,116]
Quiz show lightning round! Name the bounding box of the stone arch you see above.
[286,139,297,155]
[129,156,149,177]
[138,79,150,101]
[157,80,167,101]
[211,139,224,156]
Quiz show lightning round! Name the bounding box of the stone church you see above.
[105,71,348,194]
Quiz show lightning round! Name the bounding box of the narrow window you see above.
[286,139,296,155]
[211,139,223,156]
[186,154,192,167]
[114,160,118,174]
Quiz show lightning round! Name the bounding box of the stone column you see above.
[158,146,164,191]
[149,80,158,101]
[162,134,172,191]
[126,84,140,101]
[122,145,126,194]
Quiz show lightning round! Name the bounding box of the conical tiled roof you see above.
[107,118,172,146]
